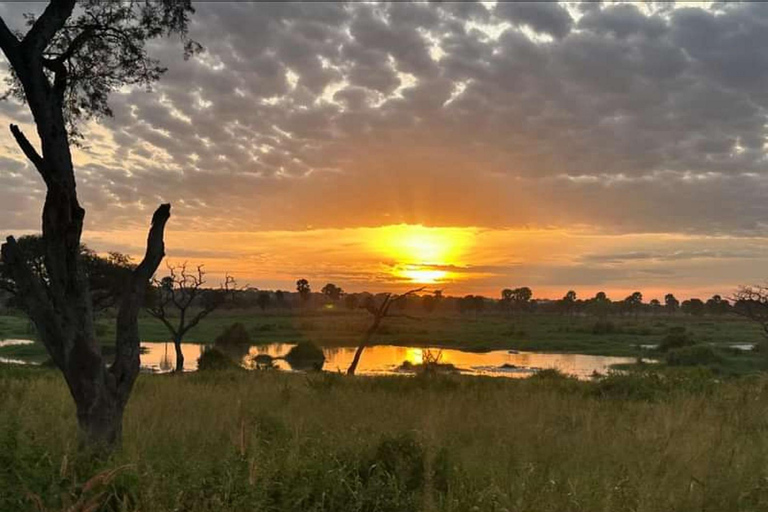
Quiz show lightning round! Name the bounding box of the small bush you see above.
[214,323,251,346]
[197,347,240,371]
[284,341,325,371]
[666,344,723,367]
[658,327,695,352]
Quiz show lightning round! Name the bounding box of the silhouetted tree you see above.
[347,287,423,376]
[649,298,661,313]
[146,264,236,372]
[511,287,533,312]
[733,285,768,335]
[0,0,197,448]
[501,288,513,311]
[664,293,680,314]
[296,278,311,303]
[705,294,730,315]
[256,291,271,312]
[681,298,705,316]
[624,292,643,317]
[321,282,343,301]
[588,291,611,318]
[560,290,577,316]
[0,235,136,313]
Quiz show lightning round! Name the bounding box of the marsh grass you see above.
[3,366,768,511]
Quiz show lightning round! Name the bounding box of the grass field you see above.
[0,310,764,362]
[2,365,768,511]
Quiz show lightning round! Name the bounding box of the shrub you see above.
[666,345,723,367]
[284,341,325,371]
[197,347,240,371]
[214,323,251,346]
[657,326,695,352]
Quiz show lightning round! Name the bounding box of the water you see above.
[139,341,638,379]
[0,338,640,379]
[0,339,35,365]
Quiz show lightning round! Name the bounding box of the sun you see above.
[368,225,475,284]
[397,267,448,284]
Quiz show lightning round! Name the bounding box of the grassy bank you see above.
[0,311,764,361]
[3,365,768,511]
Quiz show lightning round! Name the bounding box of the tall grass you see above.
[3,365,768,511]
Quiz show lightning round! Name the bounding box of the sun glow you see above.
[397,267,449,284]
[368,225,476,284]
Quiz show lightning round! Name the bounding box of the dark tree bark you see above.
[0,3,171,448]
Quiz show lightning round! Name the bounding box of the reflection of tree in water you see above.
[159,342,173,372]
[215,343,251,367]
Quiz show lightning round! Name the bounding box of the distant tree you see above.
[624,291,643,316]
[649,299,661,313]
[512,287,533,304]
[321,283,343,301]
[275,290,286,307]
[664,293,680,314]
[347,287,423,376]
[296,279,311,303]
[344,294,359,310]
[705,294,730,315]
[681,298,705,316]
[560,290,577,316]
[146,264,236,372]
[588,291,611,318]
[501,288,514,303]
[256,291,271,312]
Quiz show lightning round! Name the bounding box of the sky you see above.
[1,1,768,300]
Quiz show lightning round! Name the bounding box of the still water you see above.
[140,342,637,379]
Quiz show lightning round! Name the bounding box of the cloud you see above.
[2,1,768,241]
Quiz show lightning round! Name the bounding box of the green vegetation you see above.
[2,312,765,375]
[3,365,768,511]
[3,311,764,356]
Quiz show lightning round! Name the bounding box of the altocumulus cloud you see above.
[1,1,768,236]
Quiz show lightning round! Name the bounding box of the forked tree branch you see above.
[112,203,171,398]
[22,0,77,55]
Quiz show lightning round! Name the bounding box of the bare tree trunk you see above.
[0,1,172,449]
[347,321,379,376]
[174,335,184,373]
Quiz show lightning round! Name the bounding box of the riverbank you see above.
[2,365,768,511]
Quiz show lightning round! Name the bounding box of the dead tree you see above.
[732,285,768,337]
[146,264,236,372]
[0,1,197,448]
[347,288,424,376]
